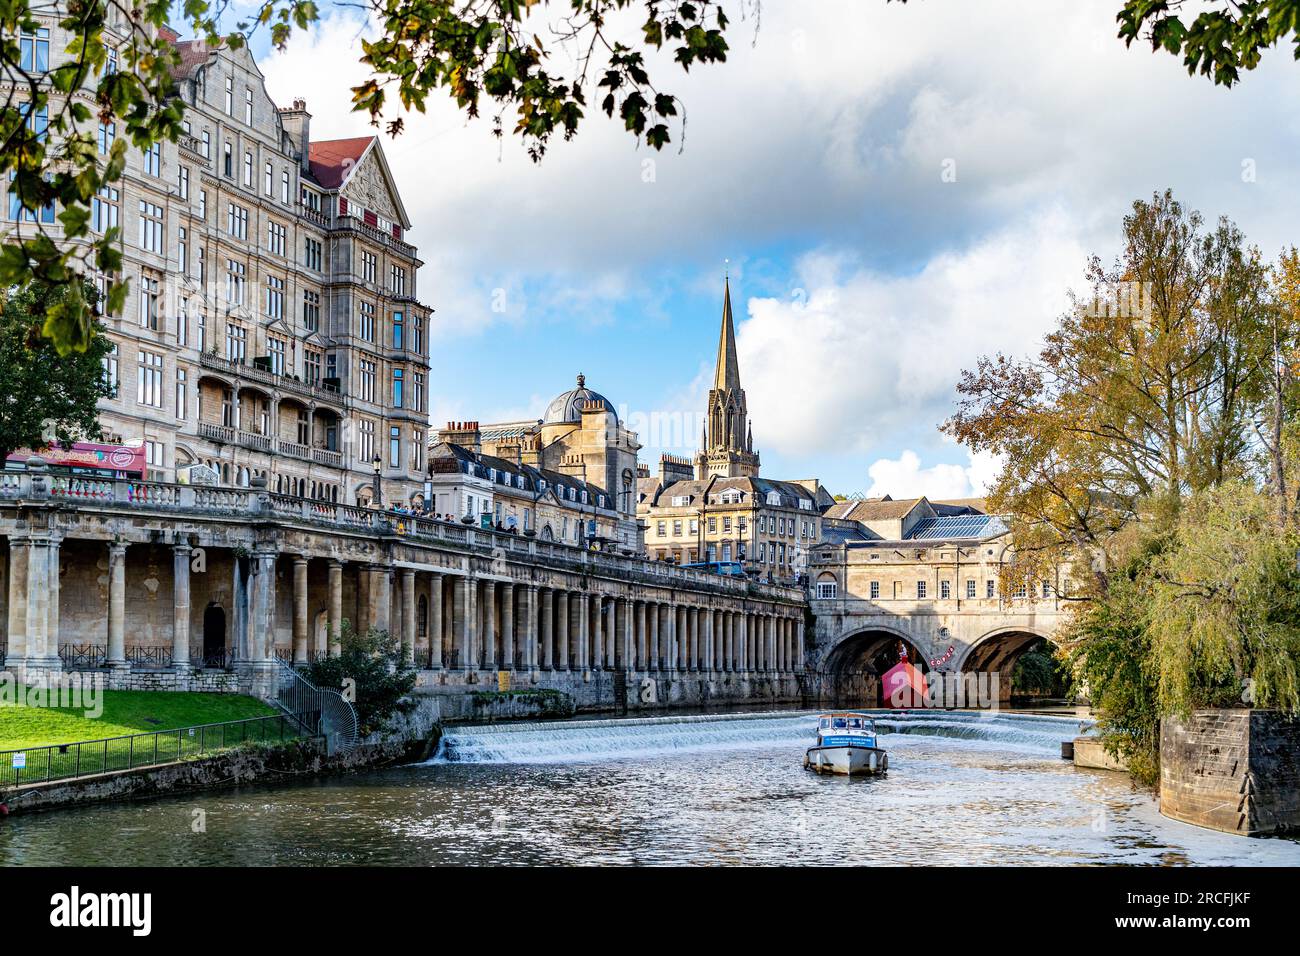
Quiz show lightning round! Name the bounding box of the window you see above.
[389,426,401,467]
[917,581,928,599]
[177,296,188,346]
[358,301,375,341]
[137,200,163,252]
[224,77,234,115]
[197,309,207,351]
[411,430,424,471]
[176,368,188,420]
[244,88,253,125]
[138,273,160,329]
[223,142,233,177]
[198,189,207,222]
[142,142,160,177]
[19,28,49,72]
[136,350,163,407]
[296,409,310,445]
[304,237,322,271]
[358,419,374,464]
[816,581,838,600]
[391,368,403,407]
[358,359,375,402]
[267,336,286,375]
[304,349,321,385]
[1042,580,1052,599]
[227,203,248,239]
[225,323,246,362]
[280,169,290,204]
[360,250,376,283]
[197,246,206,287]
[144,440,164,469]
[722,516,732,532]
[940,580,951,599]
[391,310,405,349]
[986,580,996,599]
[412,372,425,412]
[412,312,424,355]
[1012,580,1028,600]
[966,579,976,599]
[672,520,682,536]
[869,580,880,600]
[177,165,189,200]
[656,521,666,536]
[267,220,286,256]
[200,129,210,159]
[303,290,320,332]
[242,151,253,188]
[391,265,406,296]
[224,259,245,304]
[92,185,119,234]
[177,227,188,275]
[97,121,115,155]
[265,274,284,319]
[264,160,273,196]
[101,343,119,397]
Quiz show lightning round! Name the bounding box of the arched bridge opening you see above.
[818,630,929,709]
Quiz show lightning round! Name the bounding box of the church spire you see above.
[712,276,742,392]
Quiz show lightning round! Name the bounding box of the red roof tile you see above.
[308,137,374,189]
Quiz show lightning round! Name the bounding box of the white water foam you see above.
[428,710,1089,765]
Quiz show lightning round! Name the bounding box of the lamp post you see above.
[372,454,383,508]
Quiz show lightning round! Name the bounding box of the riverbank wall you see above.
[1160,709,1300,836]
[0,700,441,817]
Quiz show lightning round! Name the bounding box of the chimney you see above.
[278,98,312,174]
[436,420,481,454]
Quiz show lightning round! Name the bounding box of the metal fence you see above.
[275,661,358,755]
[0,714,300,789]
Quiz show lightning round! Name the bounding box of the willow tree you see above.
[942,190,1273,595]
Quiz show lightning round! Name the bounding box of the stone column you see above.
[556,590,570,671]
[617,597,632,672]
[481,580,497,670]
[402,568,417,665]
[249,551,276,661]
[736,612,747,673]
[373,566,392,635]
[45,538,61,664]
[23,537,50,666]
[702,608,713,674]
[573,587,588,677]
[591,595,603,673]
[635,601,647,671]
[289,556,308,663]
[522,585,538,676]
[174,544,193,668]
[428,573,444,669]
[541,588,554,670]
[649,603,660,671]
[327,560,343,656]
[6,537,29,661]
[357,564,371,633]
[796,617,805,670]
[453,575,472,669]
[501,582,515,670]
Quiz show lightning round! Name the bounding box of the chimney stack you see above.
[278,98,312,175]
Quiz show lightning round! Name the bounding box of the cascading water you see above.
[429,709,1092,765]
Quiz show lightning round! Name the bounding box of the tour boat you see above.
[803,712,889,776]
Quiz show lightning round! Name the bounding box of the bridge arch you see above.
[817,626,931,708]
[955,626,1060,706]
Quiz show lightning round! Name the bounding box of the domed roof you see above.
[544,373,618,425]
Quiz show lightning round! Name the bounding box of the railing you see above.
[198,351,341,401]
[58,644,107,669]
[0,715,301,789]
[126,646,174,669]
[237,430,272,453]
[275,661,358,755]
[279,440,308,459]
[198,421,235,444]
[0,641,6,667]
[311,447,342,467]
[199,646,236,669]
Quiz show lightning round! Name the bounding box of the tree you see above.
[0,280,112,462]
[942,190,1273,593]
[304,621,417,734]
[1117,0,1300,87]
[1,0,739,355]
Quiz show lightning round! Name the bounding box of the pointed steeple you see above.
[712,276,742,392]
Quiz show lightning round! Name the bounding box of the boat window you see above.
[832,718,847,730]
[818,718,830,730]
[847,718,861,729]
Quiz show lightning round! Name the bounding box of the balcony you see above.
[199,351,341,403]
[312,448,343,467]
[196,422,342,469]
[280,440,309,460]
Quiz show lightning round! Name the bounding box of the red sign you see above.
[7,441,146,476]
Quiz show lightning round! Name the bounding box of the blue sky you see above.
[231,1,1300,497]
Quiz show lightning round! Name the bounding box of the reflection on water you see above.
[1,710,1296,866]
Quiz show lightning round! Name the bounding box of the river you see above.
[2,710,1297,866]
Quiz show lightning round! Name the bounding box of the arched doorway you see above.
[202,603,226,667]
[820,630,929,708]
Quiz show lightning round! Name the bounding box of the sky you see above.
[230,1,1300,498]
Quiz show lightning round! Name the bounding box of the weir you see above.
[430,710,1089,764]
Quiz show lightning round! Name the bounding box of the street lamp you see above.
[372,454,383,508]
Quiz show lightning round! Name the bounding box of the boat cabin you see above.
[815,712,877,747]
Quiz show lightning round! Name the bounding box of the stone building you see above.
[638,281,835,580]
[2,17,431,507]
[429,375,644,553]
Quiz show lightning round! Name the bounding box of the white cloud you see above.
[863,449,1001,501]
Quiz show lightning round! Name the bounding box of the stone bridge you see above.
[0,467,805,714]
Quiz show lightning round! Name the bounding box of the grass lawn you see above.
[0,689,276,751]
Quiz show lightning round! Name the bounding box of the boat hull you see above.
[803,744,888,776]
